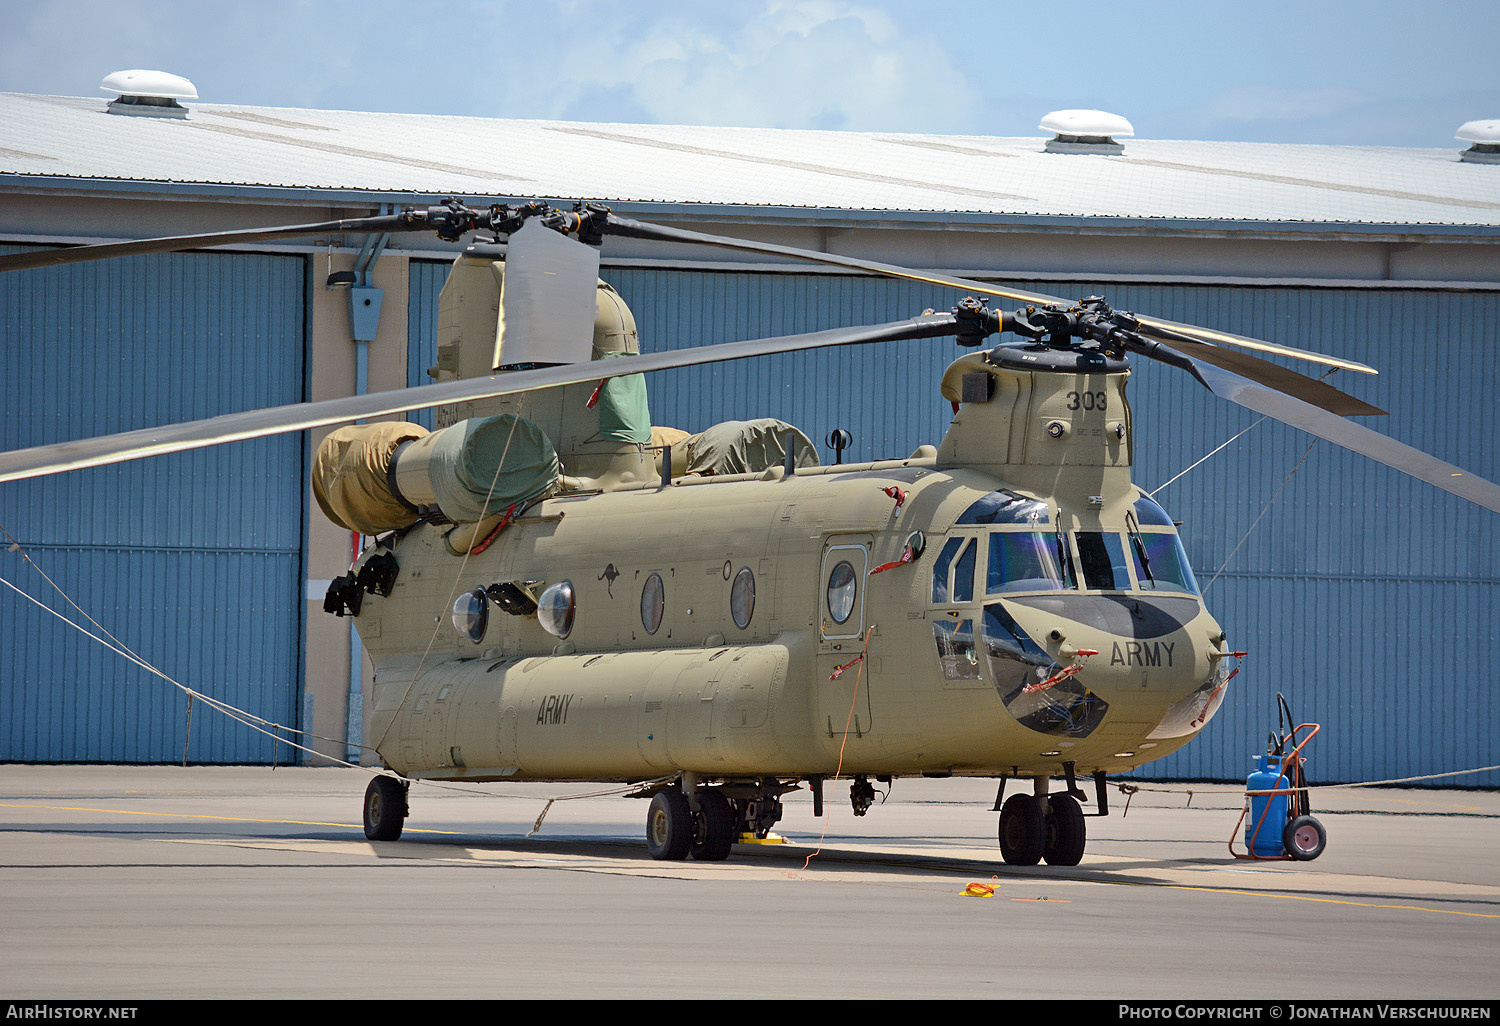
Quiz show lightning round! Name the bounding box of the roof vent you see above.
[1456,119,1500,164]
[101,69,197,119]
[1040,109,1133,154]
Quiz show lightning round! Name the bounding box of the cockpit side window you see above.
[930,536,977,604]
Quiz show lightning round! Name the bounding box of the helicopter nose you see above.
[982,596,1225,741]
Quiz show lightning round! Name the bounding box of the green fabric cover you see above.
[595,353,652,444]
[426,413,560,522]
[685,418,820,476]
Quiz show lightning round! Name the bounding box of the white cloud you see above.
[485,0,986,132]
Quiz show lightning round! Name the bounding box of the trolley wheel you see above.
[998,794,1045,866]
[1283,814,1326,861]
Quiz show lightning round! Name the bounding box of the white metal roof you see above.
[2,91,1498,227]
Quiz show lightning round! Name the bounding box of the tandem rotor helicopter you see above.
[3,199,1498,867]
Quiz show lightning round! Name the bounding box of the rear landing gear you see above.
[998,791,1087,866]
[689,790,737,861]
[645,786,739,861]
[645,789,692,860]
[363,775,408,841]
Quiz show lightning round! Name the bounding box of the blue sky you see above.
[1,0,1496,147]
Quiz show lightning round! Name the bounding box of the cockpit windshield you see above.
[943,492,1202,599]
[1128,532,1200,595]
[986,532,1070,594]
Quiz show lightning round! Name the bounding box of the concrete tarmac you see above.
[0,765,1495,1000]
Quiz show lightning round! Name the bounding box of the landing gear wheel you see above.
[690,789,737,861]
[998,794,1045,866]
[646,789,693,861]
[1283,814,1326,861]
[1043,793,1086,866]
[363,775,408,841]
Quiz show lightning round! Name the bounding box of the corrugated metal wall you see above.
[0,248,307,762]
[408,259,1500,786]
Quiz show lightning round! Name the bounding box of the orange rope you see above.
[794,625,873,874]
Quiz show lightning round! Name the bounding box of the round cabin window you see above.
[730,567,755,629]
[827,561,857,624]
[641,573,665,635]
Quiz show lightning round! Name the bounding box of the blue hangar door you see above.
[0,248,307,762]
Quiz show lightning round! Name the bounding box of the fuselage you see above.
[352,449,1231,785]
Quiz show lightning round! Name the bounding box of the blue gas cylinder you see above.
[1246,754,1289,856]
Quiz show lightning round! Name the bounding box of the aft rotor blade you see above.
[604,214,1377,377]
[0,214,424,273]
[603,213,1072,306]
[0,314,963,484]
[494,220,602,368]
[1144,339,1500,514]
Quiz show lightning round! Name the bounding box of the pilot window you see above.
[1128,531,1201,595]
[1075,532,1131,591]
[986,531,1070,594]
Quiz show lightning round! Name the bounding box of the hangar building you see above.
[1,77,1496,785]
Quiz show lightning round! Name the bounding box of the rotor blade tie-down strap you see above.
[869,539,918,576]
[1023,650,1099,694]
[829,653,865,681]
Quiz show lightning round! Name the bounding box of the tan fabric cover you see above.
[651,425,691,477]
[312,422,428,534]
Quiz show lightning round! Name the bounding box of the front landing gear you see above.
[998,792,1086,866]
[363,775,408,841]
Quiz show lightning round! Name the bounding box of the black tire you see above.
[363,775,407,841]
[1043,793,1087,866]
[998,794,1045,866]
[690,789,737,862]
[1283,814,1327,861]
[645,789,693,861]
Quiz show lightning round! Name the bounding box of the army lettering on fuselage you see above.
[1110,641,1175,667]
[537,693,574,725]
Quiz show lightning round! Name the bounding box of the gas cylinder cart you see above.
[1230,694,1327,861]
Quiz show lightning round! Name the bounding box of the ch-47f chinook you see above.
[3,200,1498,867]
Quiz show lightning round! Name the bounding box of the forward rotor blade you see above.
[604,214,1377,376]
[0,314,963,484]
[1146,339,1500,514]
[0,214,423,273]
[1134,316,1377,376]
[1132,332,1385,417]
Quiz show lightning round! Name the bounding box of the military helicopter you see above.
[2,200,1497,867]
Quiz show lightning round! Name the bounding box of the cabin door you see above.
[818,537,874,737]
